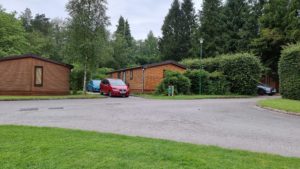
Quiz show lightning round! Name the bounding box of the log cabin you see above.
[0,54,73,95]
[108,61,186,93]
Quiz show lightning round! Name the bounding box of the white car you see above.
[257,83,277,96]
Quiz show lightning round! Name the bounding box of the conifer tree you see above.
[159,0,184,61]
[199,0,224,57]
[181,0,196,58]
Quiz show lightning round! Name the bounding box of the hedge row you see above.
[181,53,263,95]
[279,43,300,100]
[184,70,229,95]
[156,70,229,95]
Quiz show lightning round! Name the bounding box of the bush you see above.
[180,58,201,69]
[180,57,221,72]
[279,43,300,100]
[92,67,113,80]
[220,53,262,95]
[181,53,263,95]
[156,71,191,95]
[207,72,230,95]
[184,70,209,94]
[70,67,88,94]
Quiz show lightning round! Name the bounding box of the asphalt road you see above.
[0,97,300,157]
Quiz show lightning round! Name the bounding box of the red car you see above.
[100,79,130,97]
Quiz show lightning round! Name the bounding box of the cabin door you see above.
[123,71,126,83]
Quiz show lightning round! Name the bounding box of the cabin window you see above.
[118,72,121,79]
[130,70,133,80]
[34,66,43,87]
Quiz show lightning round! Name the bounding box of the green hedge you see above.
[208,71,230,95]
[279,43,300,100]
[220,53,262,95]
[184,70,209,94]
[156,71,191,95]
[181,53,263,95]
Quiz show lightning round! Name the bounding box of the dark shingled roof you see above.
[107,60,186,74]
[0,54,73,69]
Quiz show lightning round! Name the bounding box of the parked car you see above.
[87,80,101,92]
[257,83,277,96]
[100,79,130,97]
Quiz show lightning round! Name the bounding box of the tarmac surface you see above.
[0,96,300,157]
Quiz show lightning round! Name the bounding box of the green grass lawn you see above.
[0,94,104,101]
[258,98,300,114]
[137,94,252,100]
[1,126,299,169]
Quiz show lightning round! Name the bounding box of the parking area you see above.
[0,96,300,157]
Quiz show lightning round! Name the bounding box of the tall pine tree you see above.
[181,0,196,58]
[222,0,253,53]
[199,0,224,57]
[159,0,184,61]
[115,16,133,47]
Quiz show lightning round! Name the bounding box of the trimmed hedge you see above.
[181,53,263,95]
[279,43,300,100]
[184,70,209,94]
[156,71,191,95]
[207,71,230,95]
[220,53,262,95]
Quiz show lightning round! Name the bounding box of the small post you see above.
[199,38,204,95]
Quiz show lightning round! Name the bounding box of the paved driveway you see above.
[0,97,300,157]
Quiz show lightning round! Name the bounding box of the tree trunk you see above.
[83,55,88,95]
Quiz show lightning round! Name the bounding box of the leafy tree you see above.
[159,0,184,61]
[251,0,290,77]
[199,0,224,57]
[66,0,110,93]
[285,0,300,42]
[0,10,29,57]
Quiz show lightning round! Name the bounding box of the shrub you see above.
[92,67,113,80]
[180,58,201,69]
[279,43,300,100]
[180,57,221,72]
[184,70,209,94]
[156,71,191,95]
[201,57,222,73]
[70,67,89,94]
[220,53,262,95]
[207,72,230,95]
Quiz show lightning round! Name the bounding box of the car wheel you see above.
[108,91,112,97]
[258,89,265,95]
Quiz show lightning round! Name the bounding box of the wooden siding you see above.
[0,57,70,95]
[109,63,186,93]
[144,64,186,92]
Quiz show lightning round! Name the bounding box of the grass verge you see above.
[0,94,105,101]
[258,98,300,114]
[136,94,252,100]
[1,125,299,169]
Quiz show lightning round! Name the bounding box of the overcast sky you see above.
[0,0,202,40]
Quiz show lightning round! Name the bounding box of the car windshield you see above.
[109,80,125,86]
[259,83,270,87]
[93,80,101,85]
